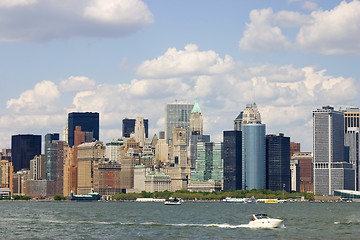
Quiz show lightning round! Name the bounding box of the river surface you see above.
[0,201,359,239]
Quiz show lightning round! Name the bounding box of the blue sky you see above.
[0,0,359,151]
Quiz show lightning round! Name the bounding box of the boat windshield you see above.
[254,214,269,219]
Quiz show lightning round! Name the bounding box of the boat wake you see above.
[140,222,285,229]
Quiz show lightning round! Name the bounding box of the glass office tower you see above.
[11,134,41,172]
[165,103,193,145]
[68,112,99,147]
[242,123,266,190]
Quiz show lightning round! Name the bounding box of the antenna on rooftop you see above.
[252,79,256,104]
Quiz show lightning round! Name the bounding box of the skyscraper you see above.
[165,102,193,145]
[191,142,223,183]
[223,130,242,191]
[11,134,41,172]
[189,98,203,137]
[189,98,209,168]
[313,106,355,195]
[241,103,265,190]
[68,112,99,147]
[342,107,360,132]
[344,127,360,191]
[122,118,148,138]
[45,133,59,181]
[266,133,291,192]
[134,117,146,147]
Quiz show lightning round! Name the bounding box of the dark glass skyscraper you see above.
[122,118,148,138]
[11,134,41,172]
[223,130,242,191]
[68,112,99,147]
[45,133,59,181]
[265,133,291,192]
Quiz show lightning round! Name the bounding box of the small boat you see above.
[245,196,257,204]
[222,197,245,203]
[164,197,182,205]
[248,214,283,228]
[265,199,278,203]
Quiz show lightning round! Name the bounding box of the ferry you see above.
[248,214,283,228]
[222,197,245,203]
[223,196,257,203]
[70,190,101,201]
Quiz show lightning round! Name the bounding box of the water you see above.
[0,201,359,239]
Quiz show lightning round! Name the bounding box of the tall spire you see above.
[192,97,202,113]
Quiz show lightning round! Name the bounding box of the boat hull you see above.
[248,219,283,228]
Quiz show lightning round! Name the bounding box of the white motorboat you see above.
[248,214,283,228]
[164,197,182,205]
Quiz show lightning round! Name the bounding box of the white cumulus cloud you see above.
[59,76,96,92]
[136,44,235,78]
[297,0,360,54]
[6,80,60,114]
[239,8,291,52]
[240,1,360,55]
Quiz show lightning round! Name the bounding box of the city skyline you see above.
[0,0,359,151]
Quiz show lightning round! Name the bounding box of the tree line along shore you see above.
[1,189,314,201]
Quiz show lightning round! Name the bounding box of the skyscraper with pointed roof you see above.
[190,98,203,137]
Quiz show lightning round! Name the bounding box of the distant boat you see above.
[223,196,257,203]
[164,197,182,205]
[245,196,257,204]
[264,199,278,204]
[70,190,101,201]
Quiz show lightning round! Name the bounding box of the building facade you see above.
[313,106,354,195]
[291,152,313,192]
[44,133,59,181]
[191,142,223,185]
[265,134,291,192]
[344,127,360,191]
[68,112,99,147]
[11,134,41,172]
[77,141,106,194]
[165,103,193,145]
[242,123,265,190]
[223,130,242,191]
[122,118,148,138]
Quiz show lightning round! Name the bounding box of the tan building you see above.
[63,147,74,196]
[12,169,30,195]
[170,127,189,166]
[134,117,146,147]
[145,174,171,192]
[343,107,360,132]
[168,127,192,191]
[187,181,222,192]
[124,138,141,156]
[155,139,169,163]
[0,159,13,194]
[77,141,105,194]
[133,165,147,193]
[93,160,122,196]
[120,155,136,191]
[29,155,45,180]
